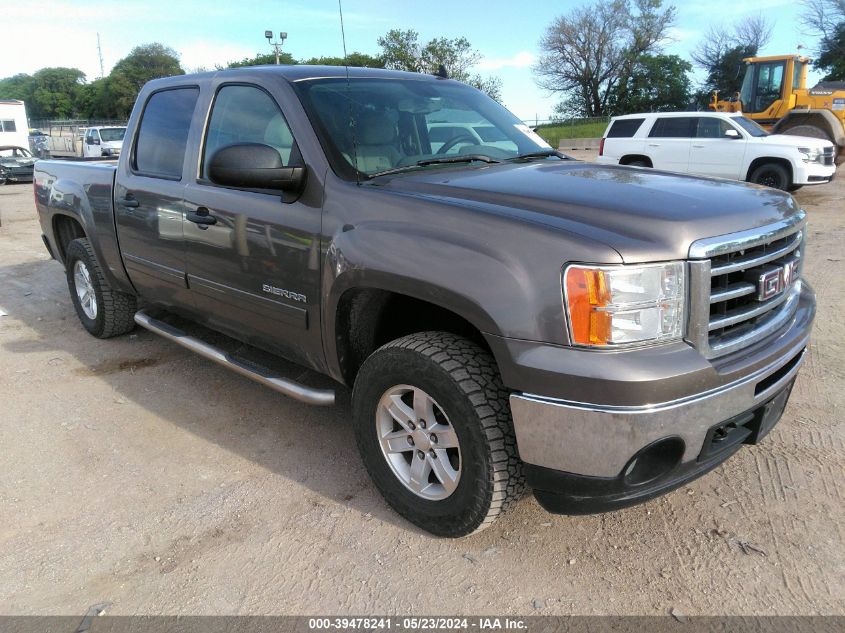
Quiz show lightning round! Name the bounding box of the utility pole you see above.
[264,31,288,65]
[97,33,105,79]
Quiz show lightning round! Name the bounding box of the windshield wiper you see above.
[508,149,571,161]
[368,154,502,178]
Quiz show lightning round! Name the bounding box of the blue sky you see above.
[4,0,823,121]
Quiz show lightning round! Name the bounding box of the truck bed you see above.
[34,159,133,294]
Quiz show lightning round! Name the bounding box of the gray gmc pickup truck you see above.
[34,66,815,537]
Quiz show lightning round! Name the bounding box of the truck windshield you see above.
[99,128,126,142]
[294,77,551,179]
[732,116,769,137]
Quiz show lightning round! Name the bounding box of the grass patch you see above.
[535,120,608,147]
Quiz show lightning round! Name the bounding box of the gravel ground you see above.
[0,157,843,616]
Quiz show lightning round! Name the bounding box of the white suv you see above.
[595,111,836,191]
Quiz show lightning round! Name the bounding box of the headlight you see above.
[563,262,686,347]
[798,147,822,163]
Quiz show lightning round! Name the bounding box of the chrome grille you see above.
[823,147,834,166]
[687,212,806,358]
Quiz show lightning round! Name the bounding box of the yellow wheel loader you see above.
[709,54,845,162]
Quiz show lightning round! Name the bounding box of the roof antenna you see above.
[338,0,360,185]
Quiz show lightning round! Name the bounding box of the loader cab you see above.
[737,56,809,120]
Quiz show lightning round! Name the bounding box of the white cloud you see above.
[477,51,535,71]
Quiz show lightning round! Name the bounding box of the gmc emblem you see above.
[757,260,799,301]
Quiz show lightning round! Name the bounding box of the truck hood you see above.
[103,140,123,150]
[379,160,801,262]
[758,134,833,149]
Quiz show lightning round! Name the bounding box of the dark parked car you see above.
[0,145,37,184]
[33,66,815,536]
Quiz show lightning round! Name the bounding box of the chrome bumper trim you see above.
[510,337,807,478]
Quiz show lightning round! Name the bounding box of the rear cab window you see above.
[648,117,696,138]
[133,87,200,180]
[605,118,645,138]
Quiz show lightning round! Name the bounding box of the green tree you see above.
[28,67,87,118]
[377,29,501,100]
[226,51,297,68]
[0,74,35,107]
[815,23,845,80]
[801,0,845,80]
[535,0,677,117]
[108,43,184,117]
[607,54,692,114]
[690,16,773,105]
[301,52,385,67]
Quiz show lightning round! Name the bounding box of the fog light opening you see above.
[622,437,685,487]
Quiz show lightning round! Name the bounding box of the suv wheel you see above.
[65,238,137,338]
[352,331,524,537]
[749,163,790,190]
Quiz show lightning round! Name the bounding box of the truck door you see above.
[114,86,200,311]
[688,117,747,180]
[83,129,98,157]
[182,83,323,367]
[645,116,694,173]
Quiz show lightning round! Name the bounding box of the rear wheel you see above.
[352,331,524,537]
[65,238,137,338]
[749,162,790,190]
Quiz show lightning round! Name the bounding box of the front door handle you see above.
[692,144,705,148]
[187,207,217,229]
[647,143,660,147]
[117,196,139,208]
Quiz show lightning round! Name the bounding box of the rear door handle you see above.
[117,196,139,208]
[647,143,660,147]
[692,144,705,148]
[186,207,217,229]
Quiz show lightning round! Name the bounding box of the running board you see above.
[133,310,335,406]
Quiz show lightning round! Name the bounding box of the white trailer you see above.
[0,100,30,149]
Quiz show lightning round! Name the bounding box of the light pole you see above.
[265,30,288,65]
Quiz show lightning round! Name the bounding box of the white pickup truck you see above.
[595,111,836,191]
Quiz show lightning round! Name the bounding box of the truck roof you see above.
[148,64,448,88]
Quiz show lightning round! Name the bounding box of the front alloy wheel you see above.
[376,385,461,501]
[352,331,525,537]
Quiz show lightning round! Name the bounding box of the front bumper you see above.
[795,160,836,185]
[503,283,814,514]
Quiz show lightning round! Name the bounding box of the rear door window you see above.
[606,118,645,138]
[648,117,695,138]
[133,87,200,179]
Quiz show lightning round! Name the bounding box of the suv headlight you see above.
[563,262,686,347]
[797,147,822,163]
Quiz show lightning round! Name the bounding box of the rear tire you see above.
[749,162,790,190]
[352,331,524,537]
[65,238,137,338]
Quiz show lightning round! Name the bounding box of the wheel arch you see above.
[619,154,653,167]
[746,157,793,184]
[51,213,87,264]
[331,284,496,387]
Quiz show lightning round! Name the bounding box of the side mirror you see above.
[724,129,741,139]
[208,143,306,193]
[91,138,100,145]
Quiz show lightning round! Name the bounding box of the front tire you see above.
[65,238,137,338]
[749,162,790,190]
[352,332,524,537]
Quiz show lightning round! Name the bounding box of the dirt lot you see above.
[0,156,843,616]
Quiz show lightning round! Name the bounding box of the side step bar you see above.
[133,310,335,406]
